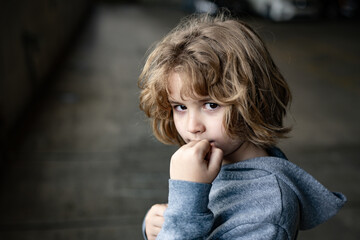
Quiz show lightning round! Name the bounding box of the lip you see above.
[186,139,214,143]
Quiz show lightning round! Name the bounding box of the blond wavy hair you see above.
[138,13,291,148]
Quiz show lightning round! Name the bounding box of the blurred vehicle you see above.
[186,0,359,21]
[318,0,359,19]
[247,0,321,21]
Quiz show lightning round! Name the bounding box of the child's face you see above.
[168,72,243,160]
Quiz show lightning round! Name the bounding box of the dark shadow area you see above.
[1,1,95,163]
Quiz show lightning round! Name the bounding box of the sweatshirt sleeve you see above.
[213,223,290,240]
[156,179,214,240]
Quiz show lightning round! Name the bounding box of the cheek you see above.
[173,114,185,136]
[213,115,227,134]
[218,128,232,144]
[213,117,238,144]
[206,118,226,142]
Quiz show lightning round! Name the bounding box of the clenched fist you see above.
[145,203,168,240]
[170,140,223,183]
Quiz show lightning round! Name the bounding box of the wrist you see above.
[168,179,211,213]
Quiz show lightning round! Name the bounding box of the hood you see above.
[221,147,347,230]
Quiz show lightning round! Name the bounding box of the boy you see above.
[138,13,346,239]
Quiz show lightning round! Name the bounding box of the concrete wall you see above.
[0,0,92,152]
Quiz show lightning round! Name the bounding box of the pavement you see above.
[0,3,359,240]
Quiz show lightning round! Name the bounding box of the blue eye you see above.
[204,103,219,110]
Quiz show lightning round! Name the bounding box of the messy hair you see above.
[138,13,291,148]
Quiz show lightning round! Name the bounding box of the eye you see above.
[173,105,187,112]
[204,102,219,110]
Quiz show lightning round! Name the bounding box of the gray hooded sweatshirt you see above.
[143,148,346,239]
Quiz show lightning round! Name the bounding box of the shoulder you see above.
[209,159,300,239]
[210,167,300,220]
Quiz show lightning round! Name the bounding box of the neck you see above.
[222,142,268,165]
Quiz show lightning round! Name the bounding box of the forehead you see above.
[167,71,207,101]
[167,72,183,96]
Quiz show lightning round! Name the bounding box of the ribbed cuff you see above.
[168,179,212,213]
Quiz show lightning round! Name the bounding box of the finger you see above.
[148,215,165,236]
[153,215,165,228]
[205,142,213,161]
[146,226,162,240]
[194,139,211,155]
[150,204,167,216]
[200,140,212,160]
[184,140,198,147]
[147,204,167,227]
[154,203,167,216]
[145,216,164,237]
[208,146,223,173]
[148,214,165,228]
[152,225,162,233]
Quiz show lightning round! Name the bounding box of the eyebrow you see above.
[168,97,213,104]
[168,100,182,105]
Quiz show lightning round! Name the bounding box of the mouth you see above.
[186,139,215,144]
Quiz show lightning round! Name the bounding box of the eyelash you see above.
[172,103,220,112]
[204,102,219,110]
[173,105,187,112]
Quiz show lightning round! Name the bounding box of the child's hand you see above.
[170,140,223,183]
[145,203,168,240]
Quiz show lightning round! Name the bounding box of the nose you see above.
[186,111,205,134]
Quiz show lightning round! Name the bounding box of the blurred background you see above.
[0,0,359,239]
